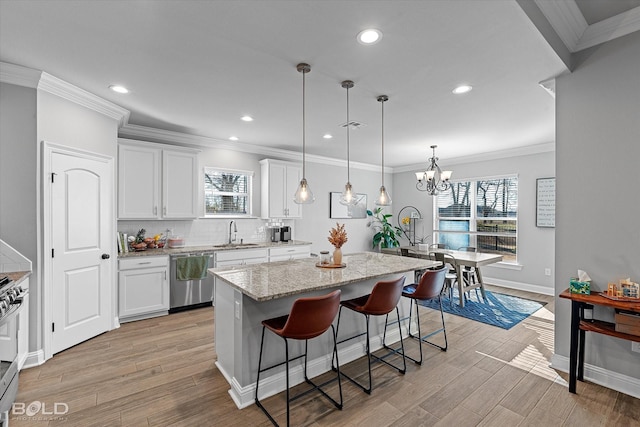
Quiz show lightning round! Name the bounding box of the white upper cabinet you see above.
[260,159,302,219]
[118,139,199,220]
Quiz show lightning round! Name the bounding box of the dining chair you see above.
[429,252,462,306]
[428,243,449,250]
[457,246,479,288]
[390,266,448,365]
[255,290,343,426]
[333,276,406,394]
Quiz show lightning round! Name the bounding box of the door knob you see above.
[101,253,110,259]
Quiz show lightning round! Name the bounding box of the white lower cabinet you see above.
[214,248,269,267]
[118,256,169,322]
[269,245,311,262]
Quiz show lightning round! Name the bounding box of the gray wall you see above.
[555,31,640,379]
[0,83,38,350]
[1,80,121,355]
[392,149,556,294]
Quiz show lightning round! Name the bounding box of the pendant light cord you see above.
[346,84,350,183]
[302,68,306,179]
[381,97,384,187]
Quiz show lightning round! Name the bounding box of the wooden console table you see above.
[559,289,640,393]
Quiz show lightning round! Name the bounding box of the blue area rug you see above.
[419,290,546,330]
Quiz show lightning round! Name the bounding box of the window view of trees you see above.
[435,177,518,262]
[204,169,251,215]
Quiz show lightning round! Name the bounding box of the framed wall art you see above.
[536,177,555,227]
[329,192,367,219]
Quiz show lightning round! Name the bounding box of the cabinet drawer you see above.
[119,256,169,270]
[269,245,310,257]
[215,248,268,263]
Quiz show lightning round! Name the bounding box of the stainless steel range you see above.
[0,275,28,422]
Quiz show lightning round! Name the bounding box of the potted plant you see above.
[367,207,403,249]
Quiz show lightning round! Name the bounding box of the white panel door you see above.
[51,151,112,354]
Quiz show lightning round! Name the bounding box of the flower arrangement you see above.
[401,216,411,226]
[328,223,348,249]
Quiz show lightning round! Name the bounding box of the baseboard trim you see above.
[22,350,46,369]
[551,353,640,398]
[484,277,554,296]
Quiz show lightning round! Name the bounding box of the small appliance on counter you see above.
[270,226,291,242]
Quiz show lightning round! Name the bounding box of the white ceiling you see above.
[0,1,637,168]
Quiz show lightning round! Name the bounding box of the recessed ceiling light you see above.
[323,134,333,139]
[109,85,129,94]
[229,136,239,141]
[357,29,382,45]
[452,85,473,94]
[241,115,253,122]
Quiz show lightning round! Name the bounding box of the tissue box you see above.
[570,278,590,294]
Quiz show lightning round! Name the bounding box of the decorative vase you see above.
[333,247,343,265]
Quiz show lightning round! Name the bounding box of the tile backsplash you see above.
[118,218,295,247]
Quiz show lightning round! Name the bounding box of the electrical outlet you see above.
[632,342,640,353]
[545,268,551,276]
[234,301,240,319]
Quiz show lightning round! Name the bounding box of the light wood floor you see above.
[9,285,640,426]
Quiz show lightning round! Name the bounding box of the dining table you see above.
[399,246,503,307]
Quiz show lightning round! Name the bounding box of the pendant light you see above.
[339,80,357,206]
[293,63,315,204]
[375,95,392,206]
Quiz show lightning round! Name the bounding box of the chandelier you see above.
[415,145,452,195]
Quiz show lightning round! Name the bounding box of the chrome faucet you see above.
[228,220,237,244]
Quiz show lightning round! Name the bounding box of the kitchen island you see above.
[209,252,439,408]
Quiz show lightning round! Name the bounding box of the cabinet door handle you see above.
[154,206,157,215]
[137,261,152,265]
[163,206,167,216]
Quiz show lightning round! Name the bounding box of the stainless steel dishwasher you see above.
[169,253,215,311]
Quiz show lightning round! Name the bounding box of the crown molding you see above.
[37,72,130,125]
[118,123,388,173]
[576,6,640,51]
[393,142,555,174]
[535,0,586,52]
[0,62,42,88]
[534,0,640,53]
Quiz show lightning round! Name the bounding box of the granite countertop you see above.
[118,240,312,258]
[209,252,440,301]
[2,271,31,287]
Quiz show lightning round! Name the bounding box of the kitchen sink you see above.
[212,243,259,248]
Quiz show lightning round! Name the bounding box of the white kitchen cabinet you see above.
[260,159,302,219]
[118,256,169,322]
[269,245,311,262]
[214,248,269,267]
[118,139,199,219]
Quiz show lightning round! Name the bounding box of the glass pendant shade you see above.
[294,177,314,204]
[375,95,391,206]
[339,182,355,205]
[376,185,391,206]
[293,63,315,204]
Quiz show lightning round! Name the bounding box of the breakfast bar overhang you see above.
[209,252,439,408]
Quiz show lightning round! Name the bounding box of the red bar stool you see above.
[255,289,343,427]
[333,276,406,394]
[393,266,448,364]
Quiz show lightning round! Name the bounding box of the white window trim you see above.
[203,167,254,218]
[433,174,519,261]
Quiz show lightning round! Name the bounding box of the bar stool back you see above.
[333,276,406,394]
[255,289,342,426]
[398,266,448,364]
